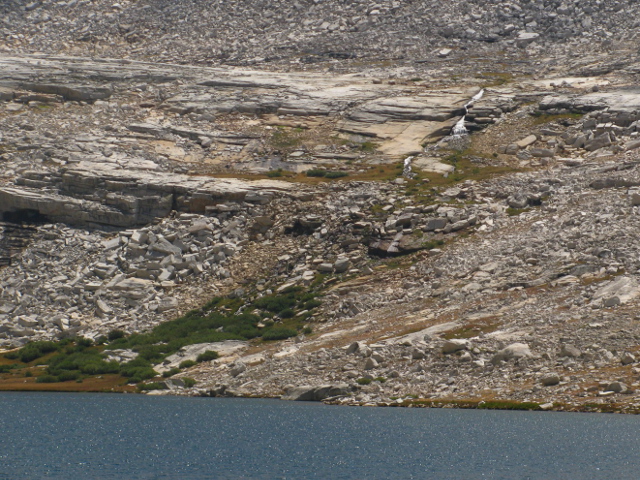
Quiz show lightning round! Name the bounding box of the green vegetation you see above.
[267,169,284,178]
[0,284,324,388]
[356,377,372,385]
[162,368,181,378]
[477,71,513,87]
[0,364,19,374]
[5,341,59,363]
[179,360,197,369]
[183,378,197,388]
[359,141,377,152]
[506,207,529,216]
[421,239,445,250]
[531,111,582,125]
[196,350,219,363]
[108,329,125,341]
[262,328,298,341]
[139,382,168,391]
[306,169,327,177]
[324,171,349,179]
[271,127,304,150]
[305,169,349,179]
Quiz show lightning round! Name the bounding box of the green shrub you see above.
[196,350,219,363]
[12,341,60,363]
[162,368,181,378]
[267,169,283,178]
[324,171,348,179]
[279,308,295,319]
[47,349,119,377]
[0,364,18,373]
[36,375,59,383]
[119,358,157,383]
[107,329,125,341]
[139,382,168,391]
[356,377,372,385]
[304,299,322,310]
[57,371,81,382]
[179,360,197,369]
[262,328,298,341]
[75,337,93,349]
[306,169,327,177]
[183,378,197,388]
[254,294,297,314]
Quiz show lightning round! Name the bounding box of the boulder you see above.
[607,381,632,394]
[592,276,640,307]
[442,339,468,354]
[491,343,533,364]
[281,384,350,401]
[541,374,560,386]
[621,352,636,366]
[559,344,581,358]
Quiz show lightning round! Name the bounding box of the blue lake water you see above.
[1,392,639,479]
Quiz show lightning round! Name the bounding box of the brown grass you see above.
[0,373,136,393]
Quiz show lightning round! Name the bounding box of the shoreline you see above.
[0,382,638,414]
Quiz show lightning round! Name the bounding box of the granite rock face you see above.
[5,1,640,411]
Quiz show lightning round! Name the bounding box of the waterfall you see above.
[451,89,484,137]
[402,155,414,178]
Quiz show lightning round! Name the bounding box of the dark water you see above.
[1,393,639,479]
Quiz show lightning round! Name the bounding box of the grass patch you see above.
[421,239,445,250]
[305,169,349,179]
[409,399,542,411]
[506,207,529,216]
[359,141,377,152]
[196,350,219,363]
[443,318,499,340]
[262,328,298,341]
[270,127,304,151]
[139,382,168,391]
[5,341,59,363]
[179,360,197,369]
[531,112,583,125]
[477,71,513,87]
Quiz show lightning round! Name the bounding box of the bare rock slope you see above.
[3,1,640,411]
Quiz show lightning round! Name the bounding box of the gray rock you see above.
[229,362,246,377]
[541,374,561,386]
[442,339,468,354]
[364,357,378,370]
[559,344,581,358]
[607,381,631,394]
[491,343,533,364]
[530,148,554,158]
[281,384,350,401]
[411,348,426,359]
[334,258,350,274]
[621,352,636,365]
[584,132,613,151]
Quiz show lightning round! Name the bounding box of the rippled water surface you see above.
[1,392,639,479]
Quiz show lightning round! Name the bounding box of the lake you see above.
[1,392,639,479]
